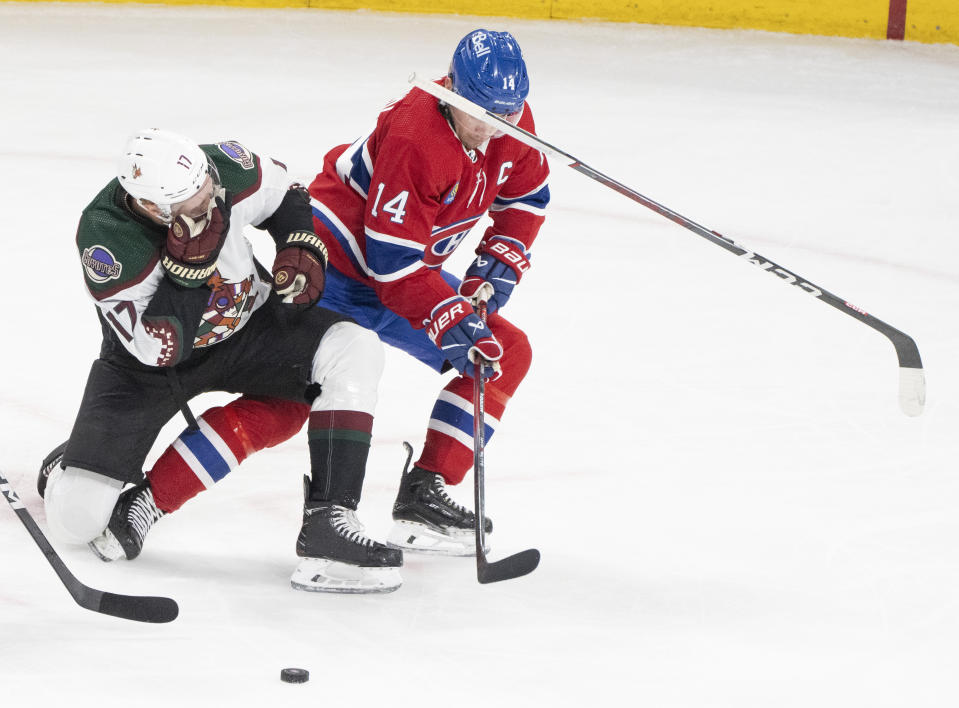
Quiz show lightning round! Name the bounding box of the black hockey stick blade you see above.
[1,471,179,623]
[89,588,179,624]
[477,548,541,584]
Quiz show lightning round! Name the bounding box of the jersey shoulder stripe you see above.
[334,136,373,199]
[363,225,427,282]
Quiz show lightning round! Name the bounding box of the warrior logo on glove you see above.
[271,230,329,310]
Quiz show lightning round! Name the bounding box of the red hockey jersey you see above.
[308,81,550,328]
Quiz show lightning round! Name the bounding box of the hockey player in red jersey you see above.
[40,29,547,563]
[305,27,549,554]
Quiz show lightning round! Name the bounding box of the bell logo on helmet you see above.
[470,31,491,57]
[450,29,529,114]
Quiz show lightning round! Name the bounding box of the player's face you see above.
[449,106,499,151]
[449,103,524,149]
[172,174,215,220]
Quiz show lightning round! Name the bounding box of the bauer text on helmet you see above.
[449,30,529,114]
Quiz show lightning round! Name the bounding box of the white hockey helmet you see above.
[116,128,210,221]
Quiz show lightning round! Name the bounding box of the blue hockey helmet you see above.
[449,29,529,114]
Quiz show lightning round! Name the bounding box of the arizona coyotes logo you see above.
[132,164,142,179]
[195,274,257,347]
[81,245,122,283]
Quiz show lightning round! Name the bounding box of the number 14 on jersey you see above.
[371,182,409,224]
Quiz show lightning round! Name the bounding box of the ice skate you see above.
[291,501,402,594]
[88,480,165,562]
[387,451,492,557]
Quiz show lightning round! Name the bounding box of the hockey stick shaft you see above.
[0,470,178,623]
[473,320,489,561]
[472,301,540,583]
[410,74,925,417]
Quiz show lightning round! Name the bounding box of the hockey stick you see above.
[0,470,179,623]
[472,301,540,583]
[409,74,926,418]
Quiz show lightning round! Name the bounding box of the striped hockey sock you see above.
[416,380,508,485]
[148,397,309,512]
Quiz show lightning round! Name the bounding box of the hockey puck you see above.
[280,668,310,684]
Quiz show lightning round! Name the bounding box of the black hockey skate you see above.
[291,498,403,594]
[387,447,492,556]
[88,480,165,562]
[37,440,67,498]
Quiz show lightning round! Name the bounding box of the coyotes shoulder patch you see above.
[217,141,255,170]
[81,245,123,283]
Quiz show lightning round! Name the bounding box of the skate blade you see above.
[290,558,402,594]
[386,520,484,557]
[88,530,124,562]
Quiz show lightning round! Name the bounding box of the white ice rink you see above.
[2,3,958,705]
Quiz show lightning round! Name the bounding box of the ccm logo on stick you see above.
[740,251,822,297]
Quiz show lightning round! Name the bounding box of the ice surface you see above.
[2,4,958,706]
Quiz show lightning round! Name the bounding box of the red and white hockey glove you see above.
[426,296,503,379]
[162,192,231,288]
[272,231,329,309]
[458,235,530,315]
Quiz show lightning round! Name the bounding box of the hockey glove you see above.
[426,296,503,379]
[162,191,232,288]
[272,231,329,309]
[458,235,530,315]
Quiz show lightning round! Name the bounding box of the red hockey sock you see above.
[148,397,309,512]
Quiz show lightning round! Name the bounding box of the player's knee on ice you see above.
[311,322,384,414]
[44,466,123,544]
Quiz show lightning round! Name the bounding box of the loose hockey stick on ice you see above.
[0,470,179,623]
[472,301,540,583]
[409,74,926,417]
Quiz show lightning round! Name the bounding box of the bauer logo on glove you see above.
[458,235,531,315]
[426,296,503,379]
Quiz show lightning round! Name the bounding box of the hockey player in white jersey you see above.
[43,128,402,593]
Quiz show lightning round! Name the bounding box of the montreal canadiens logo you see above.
[430,230,470,257]
[81,245,122,283]
[217,141,254,169]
